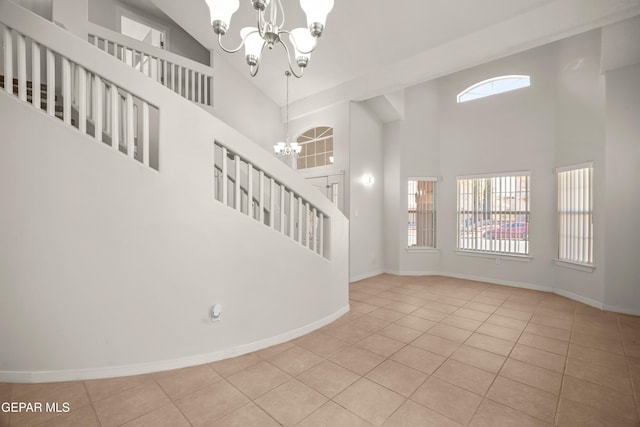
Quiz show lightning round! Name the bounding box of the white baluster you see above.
[247,164,254,218]
[46,48,55,116]
[269,178,275,228]
[204,75,209,105]
[162,60,168,87]
[142,102,150,167]
[306,203,311,249]
[3,27,13,94]
[194,72,200,103]
[170,64,175,91]
[319,213,324,256]
[110,83,119,149]
[298,198,303,244]
[93,76,102,142]
[61,57,71,125]
[234,154,241,211]
[184,68,190,100]
[289,192,295,238]
[17,32,27,101]
[91,35,98,47]
[312,208,318,252]
[259,171,265,223]
[178,66,183,96]
[102,39,109,54]
[126,93,134,158]
[221,147,228,205]
[280,184,286,232]
[78,65,87,133]
[151,57,158,81]
[31,41,41,109]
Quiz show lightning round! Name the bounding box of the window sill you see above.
[455,250,533,263]
[554,259,595,273]
[406,247,439,253]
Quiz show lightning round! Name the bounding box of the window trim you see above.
[407,176,438,249]
[116,5,170,50]
[457,75,530,103]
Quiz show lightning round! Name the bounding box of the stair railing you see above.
[88,23,213,107]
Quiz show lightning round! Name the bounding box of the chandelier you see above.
[273,71,302,159]
[205,0,334,77]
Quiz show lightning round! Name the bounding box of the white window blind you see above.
[557,164,593,265]
[408,178,436,248]
[457,173,530,255]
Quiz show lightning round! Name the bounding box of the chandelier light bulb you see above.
[299,0,334,37]
[240,27,265,66]
[205,0,239,35]
[289,28,316,67]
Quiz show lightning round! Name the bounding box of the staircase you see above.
[0,0,348,383]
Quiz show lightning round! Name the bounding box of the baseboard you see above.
[384,270,442,276]
[0,305,350,383]
[439,272,553,293]
[552,288,603,309]
[350,269,384,283]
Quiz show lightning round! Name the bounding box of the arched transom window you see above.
[296,126,334,170]
[457,75,530,103]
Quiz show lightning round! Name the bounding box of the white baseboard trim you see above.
[552,288,603,309]
[383,270,442,276]
[350,270,385,283]
[439,272,553,293]
[0,305,350,384]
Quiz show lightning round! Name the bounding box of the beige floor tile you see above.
[84,374,154,402]
[362,296,396,307]
[391,345,446,375]
[350,301,380,314]
[33,404,101,427]
[8,382,90,427]
[524,322,570,341]
[294,332,350,358]
[383,400,463,427]
[510,343,566,373]
[463,301,499,314]
[486,376,557,423]
[530,314,573,331]
[154,364,221,400]
[473,295,508,306]
[469,398,551,427]
[485,314,528,331]
[411,376,482,424]
[450,345,506,373]
[556,398,638,427]
[453,307,491,322]
[518,332,568,355]
[499,358,562,394]
[349,315,391,332]
[298,401,373,427]
[561,376,638,423]
[266,345,323,376]
[121,404,190,427]
[411,307,448,322]
[254,341,296,359]
[226,361,290,399]
[325,323,374,344]
[328,344,385,375]
[334,378,405,426]
[175,380,248,426]
[254,379,327,426]
[422,300,460,315]
[357,334,405,357]
[465,333,515,356]
[476,322,522,342]
[565,356,632,393]
[569,343,628,372]
[393,315,437,331]
[442,314,483,331]
[493,307,533,321]
[365,359,427,397]
[93,381,171,427]
[368,308,406,322]
[296,361,360,398]
[412,333,461,357]
[433,358,496,395]
[383,301,419,314]
[210,353,261,377]
[627,356,640,399]
[0,383,8,427]
[427,323,473,343]
[378,323,423,343]
[571,330,625,355]
[206,402,280,427]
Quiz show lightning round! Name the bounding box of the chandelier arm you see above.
[216,32,246,54]
[278,40,304,78]
[256,8,267,38]
[276,0,285,28]
[278,30,316,55]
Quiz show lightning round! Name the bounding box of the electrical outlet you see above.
[211,304,222,321]
[495,258,501,265]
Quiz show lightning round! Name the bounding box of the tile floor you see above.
[2,274,640,426]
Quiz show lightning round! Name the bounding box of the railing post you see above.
[269,178,275,228]
[306,203,311,249]
[110,83,119,149]
[17,32,27,101]
[142,102,149,167]
[280,184,286,232]
[289,192,295,239]
[204,76,210,106]
[184,68,190,100]
[319,213,324,256]
[297,198,303,244]
[126,92,134,158]
[234,154,241,211]
[62,57,71,125]
[259,171,265,223]
[247,163,254,219]
[177,66,182,96]
[221,147,228,206]
[46,48,55,117]
[78,65,87,133]
[93,75,102,142]
[4,27,13,94]
[31,41,41,109]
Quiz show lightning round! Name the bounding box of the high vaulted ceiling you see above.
[151,0,640,116]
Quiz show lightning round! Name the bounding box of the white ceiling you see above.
[150,0,640,115]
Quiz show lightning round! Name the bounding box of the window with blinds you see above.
[557,164,593,266]
[408,178,436,248]
[457,173,530,255]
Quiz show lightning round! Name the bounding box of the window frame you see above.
[407,177,437,250]
[555,162,595,272]
[456,171,531,258]
[116,6,170,50]
[457,75,530,103]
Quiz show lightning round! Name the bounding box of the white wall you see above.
[604,61,640,313]
[349,102,385,281]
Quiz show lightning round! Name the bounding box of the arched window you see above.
[457,75,530,103]
[296,126,334,170]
